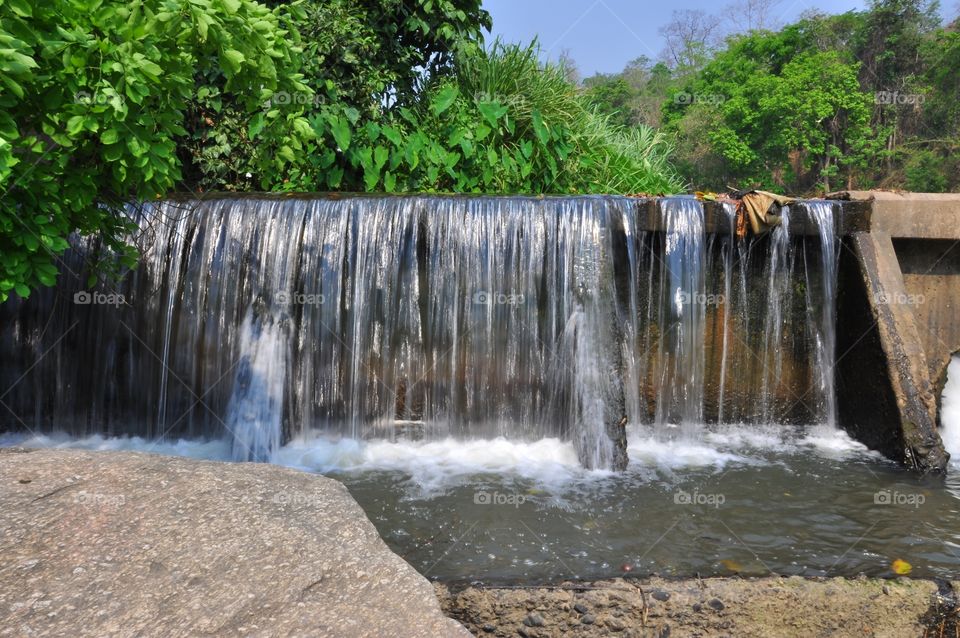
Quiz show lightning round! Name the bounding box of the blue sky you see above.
[482,0,869,76]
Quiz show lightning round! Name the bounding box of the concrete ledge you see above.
[827,191,960,240]
[0,448,469,638]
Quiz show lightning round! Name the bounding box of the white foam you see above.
[797,425,871,456]
[941,355,960,465]
[1,423,873,492]
[626,423,869,470]
[275,435,589,494]
[627,430,748,470]
[0,432,232,460]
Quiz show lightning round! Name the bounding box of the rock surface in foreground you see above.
[437,576,951,637]
[0,448,469,638]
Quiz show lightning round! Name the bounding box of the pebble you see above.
[581,614,596,625]
[605,616,627,630]
[524,612,545,627]
[652,590,670,602]
[574,602,588,614]
[708,598,725,611]
[882,585,891,595]
[481,623,495,633]
[692,603,703,612]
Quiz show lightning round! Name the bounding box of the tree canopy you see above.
[582,0,960,194]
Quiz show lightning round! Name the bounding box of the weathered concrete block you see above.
[838,232,948,473]
[828,191,960,240]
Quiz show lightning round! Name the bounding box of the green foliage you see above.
[0,0,311,302]
[182,0,491,191]
[583,0,959,194]
[903,148,949,191]
[664,32,876,192]
[583,77,637,128]
[284,41,680,194]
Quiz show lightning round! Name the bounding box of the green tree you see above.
[0,0,312,301]
[664,27,876,192]
[183,0,492,191]
[583,77,638,128]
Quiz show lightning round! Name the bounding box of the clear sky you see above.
[482,0,870,76]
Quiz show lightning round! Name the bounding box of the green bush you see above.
[0,0,312,302]
[287,41,681,194]
[2,2,680,302]
[903,148,948,192]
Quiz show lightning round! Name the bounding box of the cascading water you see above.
[714,202,738,423]
[758,205,794,422]
[653,198,706,434]
[227,308,287,462]
[0,195,843,469]
[941,355,960,463]
[803,201,840,427]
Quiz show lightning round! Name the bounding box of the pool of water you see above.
[5,417,960,583]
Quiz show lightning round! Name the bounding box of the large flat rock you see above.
[0,448,469,637]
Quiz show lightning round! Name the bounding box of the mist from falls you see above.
[0,196,841,469]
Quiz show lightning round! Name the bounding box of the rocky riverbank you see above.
[436,575,958,637]
[0,448,468,637]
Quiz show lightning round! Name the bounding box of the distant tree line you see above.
[581,0,960,194]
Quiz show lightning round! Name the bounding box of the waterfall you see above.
[715,202,738,423]
[227,308,288,462]
[803,201,840,427]
[0,195,845,469]
[942,355,960,463]
[653,198,706,434]
[759,206,794,422]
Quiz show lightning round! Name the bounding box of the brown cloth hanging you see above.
[736,190,796,237]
